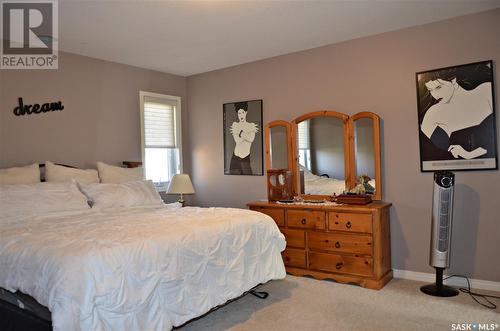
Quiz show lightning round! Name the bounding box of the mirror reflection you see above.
[297,117,345,195]
[354,118,376,190]
[269,126,289,169]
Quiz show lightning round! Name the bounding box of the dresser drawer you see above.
[328,212,372,233]
[282,248,306,268]
[251,207,285,226]
[308,232,373,255]
[281,229,306,249]
[287,210,326,230]
[308,252,373,277]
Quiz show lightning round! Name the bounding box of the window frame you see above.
[297,120,311,170]
[139,91,183,187]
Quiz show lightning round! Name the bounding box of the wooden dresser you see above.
[248,201,392,290]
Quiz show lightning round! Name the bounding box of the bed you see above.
[303,170,346,195]
[0,178,286,331]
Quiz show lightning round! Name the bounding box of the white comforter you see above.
[0,206,286,331]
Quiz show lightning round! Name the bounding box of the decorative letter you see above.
[41,103,50,112]
[13,98,24,116]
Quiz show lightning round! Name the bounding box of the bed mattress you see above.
[0,206,286,331]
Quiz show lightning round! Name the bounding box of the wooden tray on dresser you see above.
[248,201,392,290]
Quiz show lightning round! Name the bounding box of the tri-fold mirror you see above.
[264,111,382,200]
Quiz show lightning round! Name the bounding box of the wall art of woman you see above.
[223,100,263,175]
[416,60,497,171]
[229,102,259,174]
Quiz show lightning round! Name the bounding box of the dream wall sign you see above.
[13,97,64,116]
[416,60,498,171]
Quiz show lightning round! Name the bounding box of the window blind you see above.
[298,120,309,149]
[143,96,176,148]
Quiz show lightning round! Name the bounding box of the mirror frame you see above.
[348,111,382,200]
[291,111,350,199]
[263,111,383,201]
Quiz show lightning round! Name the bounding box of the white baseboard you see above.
[393,269,500,292]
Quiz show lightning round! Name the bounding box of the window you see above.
[297,120,311,170]
[140,92,182,189]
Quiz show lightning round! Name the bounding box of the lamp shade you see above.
[167,174,195,195]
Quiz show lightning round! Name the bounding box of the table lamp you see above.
[167,174,195,206]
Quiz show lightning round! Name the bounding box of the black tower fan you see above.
[420,171,459,297]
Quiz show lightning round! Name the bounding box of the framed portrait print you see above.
[416,60,498,171]
[223,99,263,175]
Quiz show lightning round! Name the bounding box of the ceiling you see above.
[57,0,500,77]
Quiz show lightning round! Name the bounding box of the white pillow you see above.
[0,163,40,185]
[79,180,163,210]
[0,182,90,217]
[45,161,99,184]
[97,161,143,183]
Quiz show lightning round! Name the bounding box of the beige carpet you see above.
[178,275,499,331]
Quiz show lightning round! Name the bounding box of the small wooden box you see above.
[335,194,372,205]
[267,169,293,201]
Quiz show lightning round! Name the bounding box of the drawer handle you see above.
[301,218,307,225]
[334,241,340,248]
[336,262,343,270]
[346,221,352,229]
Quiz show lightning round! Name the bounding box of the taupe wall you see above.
[0,51,188,172]
[187,9,500,281]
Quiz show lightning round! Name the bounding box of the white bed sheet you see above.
[0,206,286,331]
[304,171,345,195]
